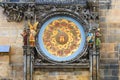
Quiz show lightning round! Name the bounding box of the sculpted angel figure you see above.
[28,21,39,47]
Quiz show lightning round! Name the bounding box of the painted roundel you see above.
[38,16,86,62]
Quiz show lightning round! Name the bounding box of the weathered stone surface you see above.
[0,64,10,78]
[33,69,89,80]
[100,61,119,68]
[100,43,115,53]
[100,69,119,76]
[100,58,118,64]
[101,76,119,80]
[99,1,120,80]
[0,7,23,80]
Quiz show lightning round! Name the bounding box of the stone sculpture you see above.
[21,29,28,46]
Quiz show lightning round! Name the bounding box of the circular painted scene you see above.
[38,16,86,62]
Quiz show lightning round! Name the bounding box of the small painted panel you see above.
[0,45,10,52]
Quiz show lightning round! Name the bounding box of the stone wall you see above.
[33,69,89,80]
[99,0,120,80]
[0,7,24,80]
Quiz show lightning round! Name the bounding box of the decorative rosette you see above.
[43,19,81,57]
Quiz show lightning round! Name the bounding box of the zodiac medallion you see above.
[42,19,81,57]
[38,16,86,61]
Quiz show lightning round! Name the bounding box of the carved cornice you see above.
[0,1,99,22]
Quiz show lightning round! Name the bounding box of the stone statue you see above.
[95,28,101,49]
[21,29,28,46]
[95,28,101,37]
[28,21,39,47]
[87,31,94,48]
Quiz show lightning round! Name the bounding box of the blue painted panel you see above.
[10,0,19,2]
[0,45,10,52]
[35,0,86,5]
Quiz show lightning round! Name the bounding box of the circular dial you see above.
[43,19,81,57]
[38,16,86,62]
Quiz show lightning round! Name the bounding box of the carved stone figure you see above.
[95,28,101,37]
[28,21,39,47]
[95,28,101,49]
[21,29,28,46]
[87,31,94,48]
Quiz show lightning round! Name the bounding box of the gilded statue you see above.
[28,21,39,47]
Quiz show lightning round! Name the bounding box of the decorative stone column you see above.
[23,7,34,80]
[23,46,27,80]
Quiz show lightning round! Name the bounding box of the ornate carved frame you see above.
[33,5,90,68]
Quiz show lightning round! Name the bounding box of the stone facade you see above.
[0,0,120,80]
[0,7,90,80]
[33,69,89,80]
[0,7,23,80]
[99,0,120,80]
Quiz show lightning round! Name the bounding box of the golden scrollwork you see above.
[28,21,39,47]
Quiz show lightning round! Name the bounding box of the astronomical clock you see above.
[1,0,100,80]
[1,0,99,69]
[35,6,89,68]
